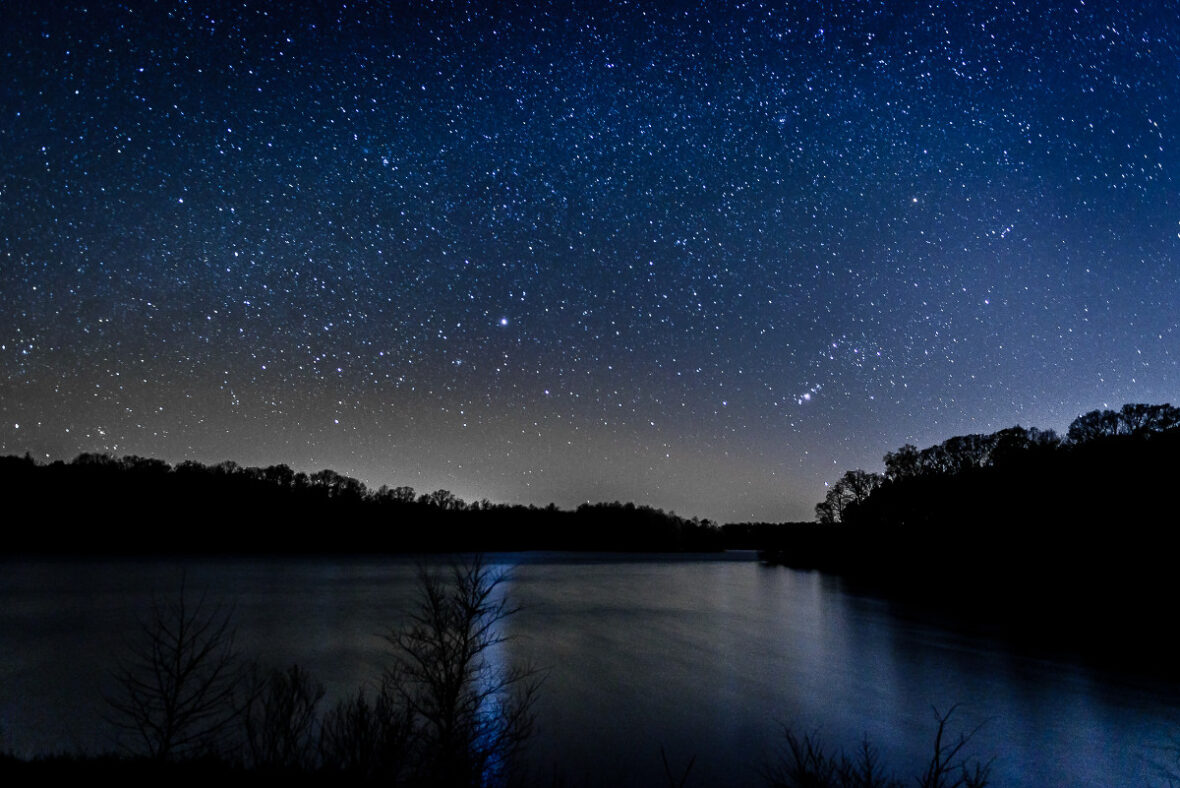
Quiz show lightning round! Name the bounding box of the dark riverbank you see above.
[752,407,1180,678]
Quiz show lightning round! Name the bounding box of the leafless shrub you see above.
[384,554,542,787]
[660,745,697,788]
[764,728,903,788]
[916,706,991,788]
[105,583,250,760]
[765,706,988,788]
[242,663,324,770]
[318,682,414,781]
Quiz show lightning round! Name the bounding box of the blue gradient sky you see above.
[3,1,1177,521]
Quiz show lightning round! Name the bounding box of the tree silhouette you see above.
[0,451,726,554]
[1066,408,1121,443]
[1116,402,1180,436]
[765,706,989,788]
[883,443,920,481]
[106,583,251,760]
[242,664,324,771]
[384,555,539,787]
[419,489,465,511]
[816,469,883,524]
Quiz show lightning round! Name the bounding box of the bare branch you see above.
[381,554,543,787]
[104,580,249,760]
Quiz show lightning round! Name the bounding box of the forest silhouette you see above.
[3,402,1177,570]
[0,452,723,554]
[5,401,1179,664]
[756,402,1180,668]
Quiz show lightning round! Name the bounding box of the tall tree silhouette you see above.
[384,556,539,787]
[106,584,250,759]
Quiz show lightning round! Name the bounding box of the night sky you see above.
[2,1,1178,522]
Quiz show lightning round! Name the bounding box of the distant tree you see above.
[212,460,241,476]
[988,426,1031,466]
[121,455,171,475]
[174,459,208,475]
[336,474,367,500]
[816,470,883,524]
[310,469,366,500]
[1066,409,1120,443]
[940,434,991,474]
[883,444,921,481]
[420,489,465,511]
[389,485,417,504]
[310,469,344,491]
[74,452,117,467]
[916,443,951,475]
[260,464,297,488]
[1066,404,1180,443]
[815,499,838,525]
[1117,402,1180,436]
[1028,426,1061,450]
[1150,403,1180,432]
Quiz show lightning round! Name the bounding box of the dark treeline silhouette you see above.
[724,521,848,567]
[0,453,723,554]
[760,403,1180,668]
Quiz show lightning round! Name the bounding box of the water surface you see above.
[1,554,1176,786]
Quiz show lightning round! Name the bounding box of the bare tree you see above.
[106,583,250,760]
[765,706,989,788]
[764,728,904,788]
[916,706,991,788]
[242,663,324,770]
[318,681,415,781]
[816,470,883,524]
[385,555,540,787]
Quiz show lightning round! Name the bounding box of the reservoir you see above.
[1,553,1176,786]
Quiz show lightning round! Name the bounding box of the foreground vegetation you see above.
[0,717,994,788]
[0,555,995,788]
[764,709,991,788]
[1,557,539,787]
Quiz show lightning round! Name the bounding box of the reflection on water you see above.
[1,554,1177,786]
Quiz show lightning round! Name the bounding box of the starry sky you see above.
[2,1,1178,522]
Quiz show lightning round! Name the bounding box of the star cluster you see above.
[2,1,1178,521]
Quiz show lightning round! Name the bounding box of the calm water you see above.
[1,554,1177,786]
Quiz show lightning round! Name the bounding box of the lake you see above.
[1,553,1177,785]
